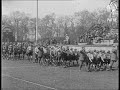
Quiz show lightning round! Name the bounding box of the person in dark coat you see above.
[78,50,85,70]
[78,47,91,71]
[108,49,117,70]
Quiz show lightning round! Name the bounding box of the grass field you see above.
[2,59,119,90]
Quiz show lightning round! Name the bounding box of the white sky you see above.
[2,0,110,18]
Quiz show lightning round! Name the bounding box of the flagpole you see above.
[35,0,38,44]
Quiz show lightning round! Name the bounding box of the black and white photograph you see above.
[2,0,119,90]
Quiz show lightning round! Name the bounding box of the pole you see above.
[16,21,18,42]
[35,0,38,44]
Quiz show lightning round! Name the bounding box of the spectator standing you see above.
[108,48,117,70]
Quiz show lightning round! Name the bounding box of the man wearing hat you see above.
[78,47,91,71]
[78,50,85,70]
[108,47,117,70]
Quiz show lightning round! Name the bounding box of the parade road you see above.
[2,59,118,90]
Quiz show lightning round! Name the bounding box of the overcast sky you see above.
[2,0,110,18]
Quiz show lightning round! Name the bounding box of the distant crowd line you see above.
[2,42,119,72]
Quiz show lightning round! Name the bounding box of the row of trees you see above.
[2,8,118,43]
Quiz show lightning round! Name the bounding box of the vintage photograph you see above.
[2,0,119,90]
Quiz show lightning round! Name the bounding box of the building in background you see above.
[2,26,15,42]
